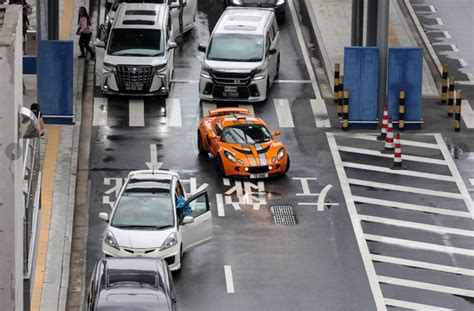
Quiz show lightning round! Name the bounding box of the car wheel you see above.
[215,155,225,177]
[284,155,290,173]
[197,130,206,155]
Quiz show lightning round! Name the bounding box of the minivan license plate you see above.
[223,86,239,97]
[250,173,268,179]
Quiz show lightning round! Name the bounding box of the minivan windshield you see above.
[108,29,163,57]
[111,194,174,229]
[207,33,264,62]
[112,0,166,11]
[221,124,272,144]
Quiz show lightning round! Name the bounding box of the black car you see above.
[224,0,287,22]
[87,257,177,311]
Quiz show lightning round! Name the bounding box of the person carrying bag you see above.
[77,6,95,60]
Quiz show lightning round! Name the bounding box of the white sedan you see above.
[99,170,212,271]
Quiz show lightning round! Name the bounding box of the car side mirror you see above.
[99,212,109,222]
[207,133,216,140]
[168,1,179,9]
[268,48,277,55]
[273,131,281,136]
[197,44,207,53]
[168,41,177,50]
[95,39,106,49]
[182,216,194,224]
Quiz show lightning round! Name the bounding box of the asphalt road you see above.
[83,0,474,310]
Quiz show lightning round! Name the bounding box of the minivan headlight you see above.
[103,63,116,73]
[276,0,285,5]
[160,232,178,251]
[200,67,211,79]
[152,64,167,74]
[231,0,243,5]
[104,231,120,250]
[253,68,266,80]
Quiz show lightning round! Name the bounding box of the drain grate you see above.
[270,205,296,225]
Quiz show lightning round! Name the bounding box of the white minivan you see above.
[95,3,177,96]
[198,7,280,102]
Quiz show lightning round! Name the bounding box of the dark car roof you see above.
[96,287,171,311]
[102,257,167,278]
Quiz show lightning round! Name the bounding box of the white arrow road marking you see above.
[129,99,145,127]
[145,144,163,170]
[103,178,123,209]
[224,265,235,293]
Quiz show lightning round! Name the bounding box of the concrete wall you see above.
[0,4,25,310]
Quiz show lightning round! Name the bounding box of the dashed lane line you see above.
[385,298,453,311]
[365,234,474,256]
[93,97,108,126]
[378,276,474,298]
[216,193,225,217]
[129,99,145,127]
[342,161,455,182]
[372,254,474,277]
[359,214,474,237]
[334,133,440,149]
[224,265,235,293]
[274,99,295,128]
[348,178,464,199]
[353,196,472,219]
[165,98,182,127]
[310,99,331,128]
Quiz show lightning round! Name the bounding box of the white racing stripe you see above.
[353,196,471,218]
[310,99,331,128]
[461,100,474,129]
[378,276,474,297]
[201,102,216,117]
[93,97,108,126]
[342,161,455,182]
[365,234,474,256]
[274,99,295,128]
[238,104,255,115]
[385,298,453,311]
[333,133,440,149]
[129,99,145,127]
[326,133,387,310]
[224,265,235,293]
[372,254,474,276]
[348,178,464,199]
[166,98,182,127]
[359,214,474,237]
[337,145,447,165]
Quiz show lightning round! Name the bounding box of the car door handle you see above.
[202,217,210,223]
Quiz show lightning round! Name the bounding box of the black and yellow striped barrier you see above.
[338,76,344,117]
[447,75,455,117]
[334,63,340,105]
[441,64,448,105]
[455,90,462,132]
[342,90,349,131]
[398,91,405,130]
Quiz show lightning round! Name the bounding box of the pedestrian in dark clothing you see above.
[30,103,45,137]
[77,6,95,60]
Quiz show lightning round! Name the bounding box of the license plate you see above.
[223,91,240,97]
[126,82,143,91]
[250,173,268,179]
[223,86,239,97]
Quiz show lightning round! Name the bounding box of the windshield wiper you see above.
[112,52,151,57]
[113,224,172,229]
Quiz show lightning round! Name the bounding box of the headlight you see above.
[104,231,119,250]
[276,0,285,5]
[253,68,266,81]
[152,63,167,74]
[277,148,285,161]
[231,0,243,5]
[160,232,178,251]
[224,150,237,163]
[200,67,211,79]
[103,63,116,73]
[238,159,244,165]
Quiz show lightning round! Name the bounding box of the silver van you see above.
[198,7,280,102]
[95,3,177,96]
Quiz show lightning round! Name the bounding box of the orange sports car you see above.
[197,107,290,178]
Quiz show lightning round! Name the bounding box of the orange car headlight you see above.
[224,150,237,163]
[277,148,285,161]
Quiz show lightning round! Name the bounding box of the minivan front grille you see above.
[116,65,154,92]
[211,70,253,85]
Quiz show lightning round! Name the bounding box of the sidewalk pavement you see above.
[301,0,439,96]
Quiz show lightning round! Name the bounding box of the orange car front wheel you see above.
[197,130,206,155]
[215,156,226,177]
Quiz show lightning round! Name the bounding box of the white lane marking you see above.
[461,100,474,128]
[274,99,295,128]
[378,276,474,297]
[238,104,255,115]
[428,5,437,12]
[470,179,474,186]
[435,134,474,218]
[348,178,464,199]
[129,99,145,127]
[365,234,474,256]
[457,80,474,85]
[337,145,447,165]
[359,214,474,237]
[333,133,440,149]
[216,193,225,217]
[93,97,108,126]
[201,102,216,117]
[342,161,455,182]
[288,0,330,128]
[171,79,199,83]
[224,265,235,293]
[459,58,467,67]
[385,299,453,311]
[451,44,459,52]
[310,99,331,128]
[443,31,451,38]
[145,144,163,170]
[327,133,387,310]
[469,73,474,82]
[317,184,335,211]
[353,196,471,218]
[435,17,443,25]
[372,254,474,277]
[165,98,182,127]
[274,80,313,84]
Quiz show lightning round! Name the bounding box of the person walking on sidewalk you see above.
[77,6,95,60]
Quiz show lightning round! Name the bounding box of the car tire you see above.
[215,155,225,177]
[284,155,290,173]
[197,130,206,155]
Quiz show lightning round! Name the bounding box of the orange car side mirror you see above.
[273,131,281,136]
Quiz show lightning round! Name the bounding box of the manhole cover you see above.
[270,205,296,225]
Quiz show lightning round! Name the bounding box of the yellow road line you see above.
[60,0,75,40]
[30,125,61,311]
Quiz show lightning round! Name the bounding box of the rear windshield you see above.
[108,29,163,57]
[112,0,166,11]
[207,33,264,62]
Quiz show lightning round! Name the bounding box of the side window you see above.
[167,14,172,39]
[266,34,271,53]
[187,192,209,218]
[214,124,223,136]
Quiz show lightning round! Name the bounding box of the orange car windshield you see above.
[221,125,272,145]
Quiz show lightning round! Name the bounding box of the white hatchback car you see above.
[99,170,212,271]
